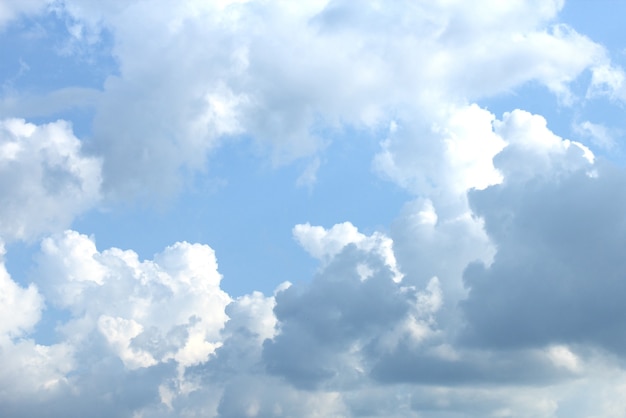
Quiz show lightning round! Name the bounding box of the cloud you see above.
[588,64,626,102]
[215,376,348,418]
[34,230,232,369]
[266,223,443,390]
[5,0,609,200]
[0,231,235,416]
[295,156,321,189]
[0,243,43,339]
[461,111,626,355]
[573,120,616,150]
[0,0,50,29]
[4,1,626,417]
[0,118,101,242]
[293,221,403,281]
[0,242,75,412]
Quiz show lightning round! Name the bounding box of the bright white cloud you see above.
[374,104,506,197]
[293,221,403,282]
[0,243,43,339]
[4,0,608,200]
[0,118,101,242]
[35,231,231,370]
[0,243,74,406]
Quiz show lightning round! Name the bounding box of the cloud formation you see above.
[3,0,626,417]
[2,0,610,199]
[0,118,101,242]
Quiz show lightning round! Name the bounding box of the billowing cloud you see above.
[266,224,442,390]
[0,118,101,242]
[462,112,626,354]
[3,1,626,417]
[0,232,233,416]
[4,0,610,199]
[0,243,75,414]
[293,221,403,282]
[34,230,232,369]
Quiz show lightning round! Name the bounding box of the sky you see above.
[2,0,626,417]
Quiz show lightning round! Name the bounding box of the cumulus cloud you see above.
[4,1,626,417]
[0,243,43,339]
[460,110,626,356]
[0,118,101,242]
[293,221,403,282]
[4,0,610,199]
[266,224,442,390]
[0,231,239,416]
[34,230,232,370]
[0,242,75,411]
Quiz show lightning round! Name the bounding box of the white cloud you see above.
[34,231,232,370]
[573,120,616,150]
[2,0,608,199]
[0,231,242,415]
[0,243,43,339]
[374,104,506,198]
[0,243,74,405]
[588,64,626,102]
[493,109,594,183]
[0,339,74,402]
[0,0,50,29]
[293,221,403,282]
[0,118,101,242]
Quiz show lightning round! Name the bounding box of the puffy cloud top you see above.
[0,119,101,242]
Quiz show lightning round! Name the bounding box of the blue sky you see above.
[2,1,626,417]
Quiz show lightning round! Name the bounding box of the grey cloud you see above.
[462,159,626,353]
[263,244,414,389]
[408,385,559,418]
[371,343,575,386]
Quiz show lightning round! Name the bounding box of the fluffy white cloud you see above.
[293,221,403,282]
[0,242,75,408]
[34,230,231,370]
[0,243,42,339]
[0,231,240,416]
[0,118,101,242]
[4,0,609,199]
